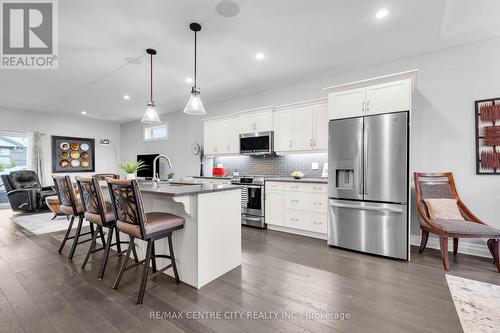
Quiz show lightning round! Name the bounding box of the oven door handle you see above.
[242,216,263,222]
[241,185,263,189]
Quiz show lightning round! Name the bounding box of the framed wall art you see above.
[51,136,95,173]
[475,97,500,175]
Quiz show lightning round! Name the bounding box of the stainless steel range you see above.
[231,176,266,229]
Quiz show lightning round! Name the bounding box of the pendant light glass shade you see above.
[142,101,161,124]
[141,49,161,124]
[184,88,206,115]
[184,23,206,116]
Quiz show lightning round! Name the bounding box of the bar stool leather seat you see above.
[84,202,114,225]
[116,212,184,239]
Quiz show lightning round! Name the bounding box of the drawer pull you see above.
[291,200,299,203]
[290,218,299,222]
[313,221,322,225]
[313,187,323,190]
[313,202,322,205]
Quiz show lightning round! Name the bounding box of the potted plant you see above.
[119,161,147,180]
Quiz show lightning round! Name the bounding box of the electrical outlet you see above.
[311,162,319,170]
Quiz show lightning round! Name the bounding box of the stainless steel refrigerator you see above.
[328,111,409,260]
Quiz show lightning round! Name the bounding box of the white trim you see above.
[323,69,418,92]
[274,97,328,111]
[410,234,493,258]
[268,224,327,240]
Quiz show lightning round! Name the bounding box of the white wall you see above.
[0,107,121,185]
[121,36,500,254]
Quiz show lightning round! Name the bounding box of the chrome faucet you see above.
[152,154,173,189]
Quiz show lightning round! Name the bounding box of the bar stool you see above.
[52,175,96,260]
[76,176,138,279]
[93,173,120,181]
[106,178,184,306]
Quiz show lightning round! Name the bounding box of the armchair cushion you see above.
[432,219,500,236]
[424,198,464,220]
[9,171,41,189]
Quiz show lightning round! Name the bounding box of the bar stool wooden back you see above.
[76,176,137,279]
[106,178,184,306]
[93,173,120,181]
[52,175,95,261]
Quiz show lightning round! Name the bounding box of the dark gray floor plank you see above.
[2,209,500,333]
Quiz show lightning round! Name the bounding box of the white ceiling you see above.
[1,0,500,122]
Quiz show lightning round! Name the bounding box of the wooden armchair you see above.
[414,172,500,272]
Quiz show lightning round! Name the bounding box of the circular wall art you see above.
[80,143,90,151]
[70,151,80,159]
[80,160,90,168]
[70,143,80,151]
[70,160,80,167]
[59,151,69,159]
[60,160,70,168]
[60,142,69,150]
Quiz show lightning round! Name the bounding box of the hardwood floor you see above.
[1,209,499,333]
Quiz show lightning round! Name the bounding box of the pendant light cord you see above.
[194,30,197,88]
[150,52,153,101]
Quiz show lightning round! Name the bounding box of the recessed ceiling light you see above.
[185,77,193,84]
[376,8,389,19]
[255,52,265,60]
[81,110,87,115]
[123,95,130,100]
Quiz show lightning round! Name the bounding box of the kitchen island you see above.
[101,181,242,289]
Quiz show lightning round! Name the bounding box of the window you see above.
[0,132,28,207]
[143,123,168,142]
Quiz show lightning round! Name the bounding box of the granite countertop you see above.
[137,181,241,197]
[265,177,328,184]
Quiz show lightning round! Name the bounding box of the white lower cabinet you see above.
[265,181,327,238]
[284,210,327,234]
[265,191,284,226]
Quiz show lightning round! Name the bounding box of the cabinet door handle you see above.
[362,101,365,112]
[291,199,299,203]
[289,140,293,148]
[290,218,299,222]
[227,145,230,151]
[313,221,322,225]
[313,202,322,205]
[366,101,370,111]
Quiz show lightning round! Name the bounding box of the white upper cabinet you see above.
[313,102,328,150]
[365,79,410,116]
[328,88,365,120]
[292,106,315,151]
[328,77,412,120]
[273,100,328,154]
[203,116,239,156]
[273,109,294,151]
[203,120,218,155]
[239,110,273,133]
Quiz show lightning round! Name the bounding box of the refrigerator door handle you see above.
[363,126,369,195]
[357,130,363,195]
[330,201,403,213]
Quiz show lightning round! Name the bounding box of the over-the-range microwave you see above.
[239,131,274,156]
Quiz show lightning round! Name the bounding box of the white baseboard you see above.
[410,234,493,258]
[268,224,327,240]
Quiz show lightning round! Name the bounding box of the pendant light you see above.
[141,48,161,124]
[184,23,206,115]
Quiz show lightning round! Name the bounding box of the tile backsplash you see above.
[213,153,328,178]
